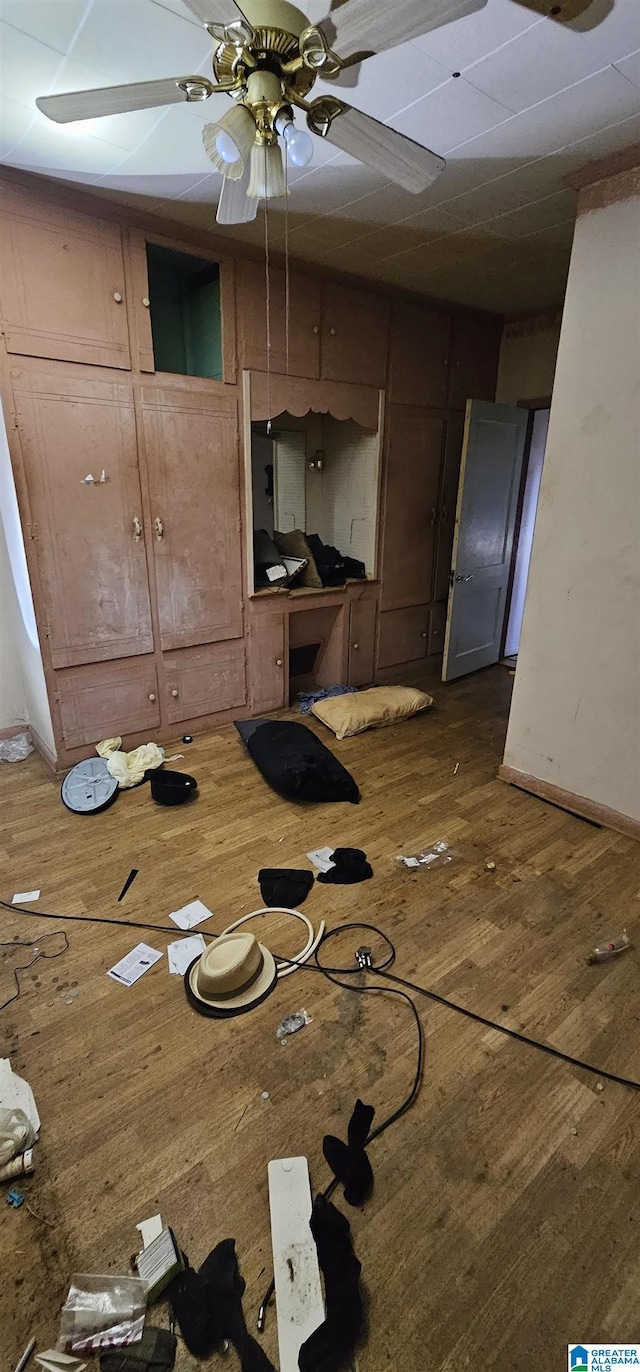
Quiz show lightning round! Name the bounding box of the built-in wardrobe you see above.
[0,168,502,768]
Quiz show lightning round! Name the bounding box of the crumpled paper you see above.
[96,737,164,789]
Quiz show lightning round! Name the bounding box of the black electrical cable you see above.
[0,932,69,1010]
[0,896,196,936]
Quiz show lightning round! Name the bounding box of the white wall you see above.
[503,178,640,824]
[0,404,55,756]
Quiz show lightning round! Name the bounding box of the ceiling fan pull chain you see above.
[265,162,271,436]
[284,150,290,377]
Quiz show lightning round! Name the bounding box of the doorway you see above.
[442,398,550,681]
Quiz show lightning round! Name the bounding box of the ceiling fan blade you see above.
[180,0,247,24]
[324,105,445,194]
[36,76,215,123]
[216,165,258,224]
[319,0,488,62]
[511,0,611,26]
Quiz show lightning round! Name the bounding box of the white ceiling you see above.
[0,0,639,314]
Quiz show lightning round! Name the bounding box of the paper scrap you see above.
[0,1059,40,1133]
[36,1354,87,1372]
[168,934,206,976]
[306,847,335,874]
[136,1213,163,1249]
[108,943,162,987]
[169,899,214,930]
[12,890,40,904]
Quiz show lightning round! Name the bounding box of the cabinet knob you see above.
[154,516,164,540]
[132,515,142,542]
[329,327,336,336]
[312,325,319,335]
[113,291,123,303]
[421,631,427,638]
[148,692,156,701]
[171,688,179,698]
[352,642,359,649]
[275,657,283,667]
[142,296,150,307]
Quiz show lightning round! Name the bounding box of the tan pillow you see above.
[311,686,434,739]
[274,530,322,589]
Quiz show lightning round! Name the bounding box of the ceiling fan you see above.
[36,0,607,227]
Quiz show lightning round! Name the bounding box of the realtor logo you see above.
[568,1347,640,1369]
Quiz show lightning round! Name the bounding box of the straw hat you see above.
[185,932,277,1018]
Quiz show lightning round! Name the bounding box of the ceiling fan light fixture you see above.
[282,119,313,168]
[247,140,287,200]
[202,102,256,180]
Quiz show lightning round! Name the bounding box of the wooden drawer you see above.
[348,599,376,687]
[377,606,430,670]
[56,658,160,750]
[163,641,246,724]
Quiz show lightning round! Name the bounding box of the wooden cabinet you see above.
[163,641,246,724]
[0,181,130,370]
[321,282,389,388]
[139,383,243,652]
[56,657,160,749]
[434,411,465,602]
[447,312,502,410]
[12,370,153,669]
[377,605,430,669]
[428,601,447,656]
[380,406,445,612]
[236,259,321,379]
[248,613,286,713]
[388,301,451,409]
[348,599,376,686]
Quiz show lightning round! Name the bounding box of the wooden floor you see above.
[2,666,640,1370]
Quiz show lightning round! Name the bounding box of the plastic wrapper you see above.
[276,1010,312,1040]
[0,733,33,763]
[397,839,454,871]
[0,1107,36,1167]
[587,931,631,964]
[57,1275,146,1354]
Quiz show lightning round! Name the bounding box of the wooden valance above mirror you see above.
[245,370,382,432]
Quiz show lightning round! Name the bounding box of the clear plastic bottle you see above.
[587,931,631,964]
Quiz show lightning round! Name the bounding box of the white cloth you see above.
[96,737,164,788]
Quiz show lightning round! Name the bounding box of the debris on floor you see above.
[258,868,314,907]
[36,1352,87,1372]
[307,847,336,873]
[0,733,33,763]
[135,1214,163,1252]
[276,1010,312,1041]
[316,848,372,885]
[587,931,631,964]
[13,1336,36,1372]
[96,737,164,789]
[167,934,206,976]
[147,769,198,806]
[117,869,139,902]
[397,839,454,870]
[11,890,41,906]
[99,1328,176,1372]
[168,899,214,931]
[0,1060,40,1137]
[58,1274,147,1354]
[107,943,163,987]
[135,1227,185,1300]
[484,860,497,872]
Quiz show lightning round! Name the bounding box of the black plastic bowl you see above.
[148,768,198,805]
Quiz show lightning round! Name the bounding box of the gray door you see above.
[442,400,528,682]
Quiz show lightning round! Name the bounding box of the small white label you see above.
[267,564,287,581]
[12,890,40,904]
[108,943,162,987]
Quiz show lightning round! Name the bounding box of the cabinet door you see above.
[322,283,389,388]
[0,181,130,370]
[380,406,445,612]
[434,411,466,602]
[164,641,246,724]
[447,312,502,410]
[428,600,447,656]
[388,301,451,409]
[377,606,430,670]
[12,370,153,669]
[140,384,243,652]
[236,259,321,379]
[248,613,286,713]
[348,599,376,687]
[56,657,160,749]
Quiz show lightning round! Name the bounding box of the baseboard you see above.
[498,765,640,842]
[29,724,58,772]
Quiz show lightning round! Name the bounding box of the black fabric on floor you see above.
[165,1239,274,1371]
[259,868,314,908]
[323,1099,375,1207]
[298,1196,363,1372]
[245,720,360,805]
[100,1329,176,1372]
[317,849,372,885]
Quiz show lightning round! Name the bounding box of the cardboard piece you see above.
[268,1156,324,1372]
[0,1059,40,1135]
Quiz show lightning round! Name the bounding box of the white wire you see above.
[219,907,325,979]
